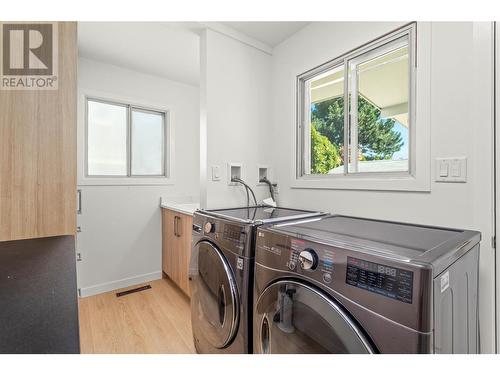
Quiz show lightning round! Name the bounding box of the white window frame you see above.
[294,22,431,192]
[77,89,174,186]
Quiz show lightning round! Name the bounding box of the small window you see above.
[87,100,128,176]
[86,98,167,177]
[131,109,165,175]
[298,24,415,178]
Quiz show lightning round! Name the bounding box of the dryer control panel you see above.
[254,224,433,333]
[256,227,419,307]
[346,257,413,304]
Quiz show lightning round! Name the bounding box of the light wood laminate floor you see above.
[78,277,195,354]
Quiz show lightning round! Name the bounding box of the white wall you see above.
[77,58,199,296]
[270,22,496,352]
[200,30,273,208]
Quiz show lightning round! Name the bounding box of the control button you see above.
[323,273,332,284]
[204,222,215,234]
[288,261,296,271]
[439,162,449,177]
[298,249,318,270]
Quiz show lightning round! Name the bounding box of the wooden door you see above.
[175,212,192,296]
[0,22,77,241]
[162,208,176,278]
[161,208,192,297]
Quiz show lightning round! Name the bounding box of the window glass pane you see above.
[307,64,345,175]
[87,100,127,176]
[348,37,410,173]
[131,109,164,176]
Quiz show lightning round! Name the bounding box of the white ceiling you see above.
[78,22,201,86]
[78,22,309,86]
[221,22,309,47]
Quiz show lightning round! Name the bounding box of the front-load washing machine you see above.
[253,215,480,354]
[189,206,325,354]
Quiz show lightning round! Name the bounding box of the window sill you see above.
[291,174,430,192]
[77,177,175,187]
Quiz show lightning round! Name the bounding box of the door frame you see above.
[495,21,500,354]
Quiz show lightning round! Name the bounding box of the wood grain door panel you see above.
[177,212,192,296]
[162,208,176,278]
[161,208,192,297]
[0,22,77,241]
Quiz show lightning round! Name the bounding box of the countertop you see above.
[160,202,199,216]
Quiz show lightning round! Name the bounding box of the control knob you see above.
[298,249,318,270]
[204,222,215,234]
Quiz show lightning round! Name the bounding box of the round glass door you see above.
[190,240,239,349]
[254,280,374,354]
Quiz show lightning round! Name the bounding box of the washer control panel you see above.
[204,222,215,234]
[222,223,243,243]
[193,213,251,257]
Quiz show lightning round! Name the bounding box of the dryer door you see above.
[254,280,374,354]
[190,240,239,349]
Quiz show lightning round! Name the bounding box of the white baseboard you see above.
[79,271,163,297]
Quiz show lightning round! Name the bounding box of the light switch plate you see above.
[439,162,449,177]
[435,157,467,183]
[211,165,221,181]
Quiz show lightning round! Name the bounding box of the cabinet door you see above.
[175,212,193,296]
[0,22,77,241]
[161,208,192,297]
[162,208,176,278]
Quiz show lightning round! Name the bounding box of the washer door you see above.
[190,240,239,349]
[254,280,374,354]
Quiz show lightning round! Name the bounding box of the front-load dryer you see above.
[253,215,480,354]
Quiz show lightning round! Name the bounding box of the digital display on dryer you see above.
[346,257,413,304]
[223,224,242,242]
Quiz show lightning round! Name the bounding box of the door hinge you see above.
[492,236,496,249]
[76,252,82,261]
[78,288,82,297]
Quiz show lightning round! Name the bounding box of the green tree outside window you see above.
[310,96,404,173]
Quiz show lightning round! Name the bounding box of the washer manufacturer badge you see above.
[440,271,450,293]
[237,257,244,270]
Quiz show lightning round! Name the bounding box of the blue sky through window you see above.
[391,121,408,160]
